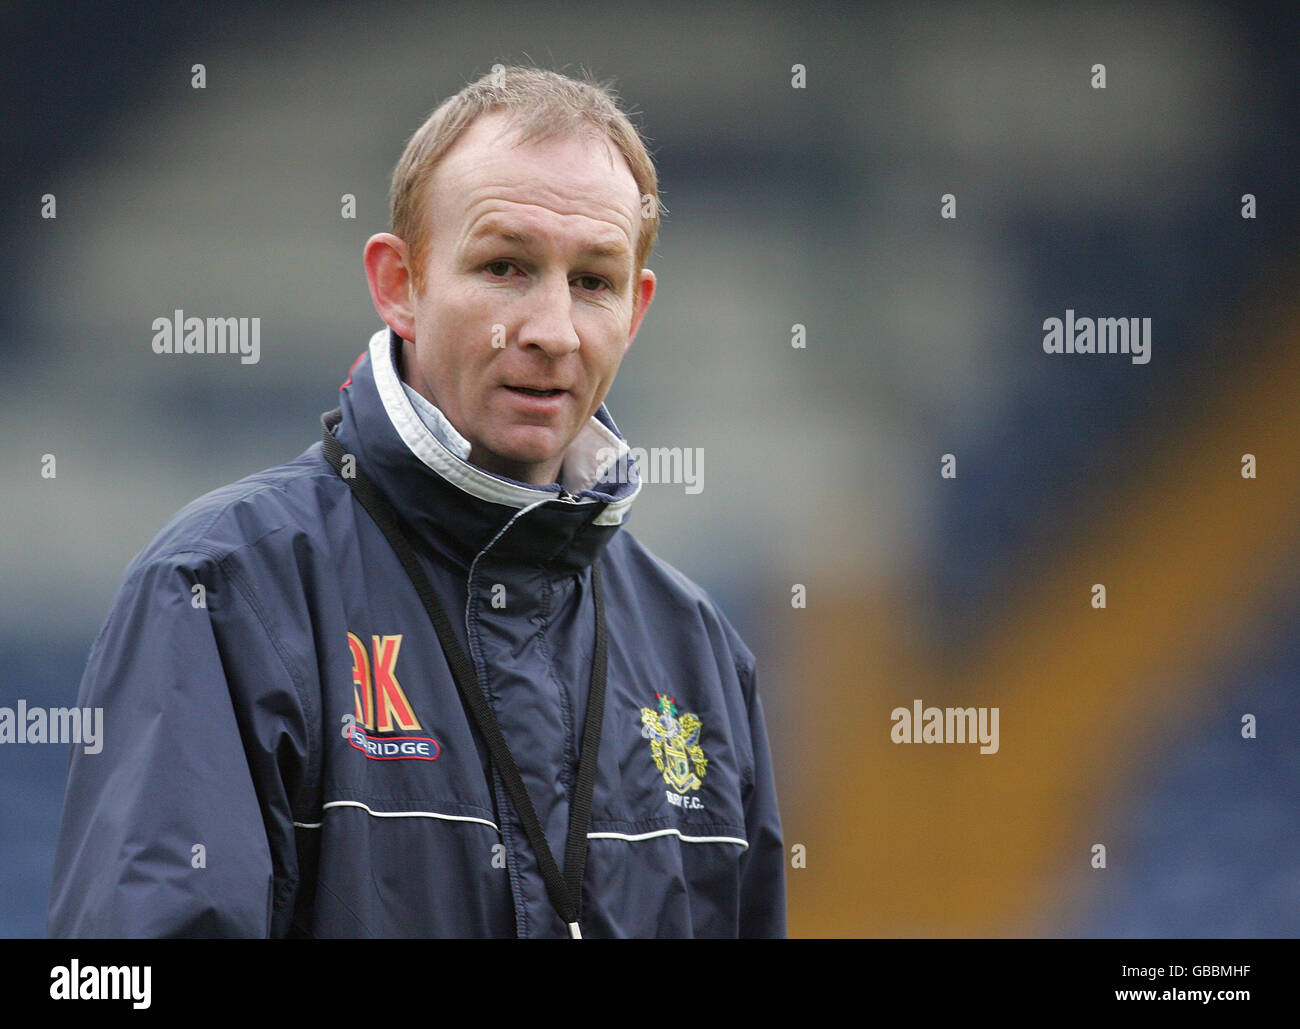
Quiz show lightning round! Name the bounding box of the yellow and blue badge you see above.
[640,694,708,794]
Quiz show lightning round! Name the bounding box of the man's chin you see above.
[470,430,573,485]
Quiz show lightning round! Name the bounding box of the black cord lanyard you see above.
[320,408,607,939]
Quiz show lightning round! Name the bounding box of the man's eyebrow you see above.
[467,224,630,260]
[469,224,529,247]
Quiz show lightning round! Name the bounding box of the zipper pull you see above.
[557,488,580,503]
[568,922,583,939]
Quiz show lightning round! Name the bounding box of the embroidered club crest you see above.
[640,694,708,794]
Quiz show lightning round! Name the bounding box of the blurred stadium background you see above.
[2,0,1297,937]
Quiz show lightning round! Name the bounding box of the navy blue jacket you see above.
[47,329,786,938]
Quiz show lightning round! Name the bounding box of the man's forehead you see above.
[465,210,632,257]
[428,112,641,245]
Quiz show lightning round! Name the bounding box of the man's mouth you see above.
[506,386,565,397]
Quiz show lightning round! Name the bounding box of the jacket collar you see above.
[332,328,641,572]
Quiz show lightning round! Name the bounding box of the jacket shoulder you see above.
[602,531,755,675]
[129,445,338,575]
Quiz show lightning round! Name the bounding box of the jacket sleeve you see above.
[736,659,787,938]
[46,550,313,938]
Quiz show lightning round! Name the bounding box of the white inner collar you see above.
[369,328,637,523]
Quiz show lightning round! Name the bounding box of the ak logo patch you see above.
[344,632,440,761]
[640,693,708,797]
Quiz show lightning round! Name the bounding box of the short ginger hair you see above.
[389,66,661,293]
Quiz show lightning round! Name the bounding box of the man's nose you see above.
[515,274,581,357]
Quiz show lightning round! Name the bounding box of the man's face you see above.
[401,111,654,485]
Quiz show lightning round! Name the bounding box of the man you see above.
[47,66,785,938]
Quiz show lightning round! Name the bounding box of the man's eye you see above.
[485,260,515,277]
[574,275,607,292]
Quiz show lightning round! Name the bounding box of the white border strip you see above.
[294,799,499,831]
[587,828,749,850]
[294,803,747,850]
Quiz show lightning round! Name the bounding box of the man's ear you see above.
[625,268,657,351]
[363,233,417,342]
